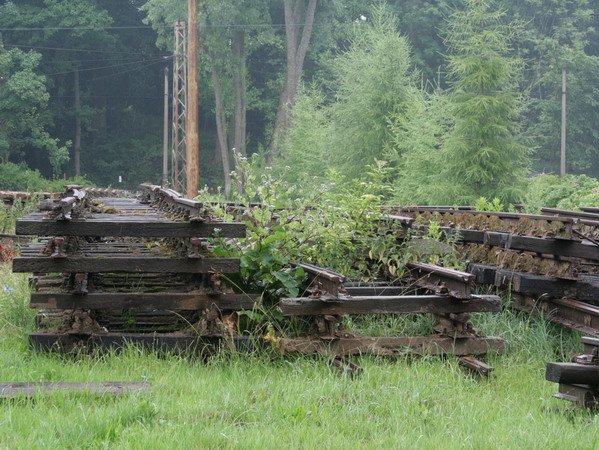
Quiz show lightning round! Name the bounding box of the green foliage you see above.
[276,87,331,184]
[522,174,599,212]
[327,5,423,178]
[203,156,402,306]
[439,0,531,204]
[0,47,70,176]
[509,0,598,176]
[0,162,90,192]
[474,196,505,212]
[279,4,424,182]
[391,88,453,204]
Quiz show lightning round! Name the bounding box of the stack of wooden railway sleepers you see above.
[395,206,599,337]
[276,262,504,358]
[12,184,258,354]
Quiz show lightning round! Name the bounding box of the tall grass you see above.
[0,262,595,448]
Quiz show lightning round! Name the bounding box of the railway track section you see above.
[12,186,503,359]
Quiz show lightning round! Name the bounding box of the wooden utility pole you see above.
[162,67,169,187]
[560,64,567,177]
[186,0,199,198]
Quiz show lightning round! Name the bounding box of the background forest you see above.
[0,0,598,206]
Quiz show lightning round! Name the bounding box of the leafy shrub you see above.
[522,174,599,212]
[0,162,91,192]
[202,157,403,302]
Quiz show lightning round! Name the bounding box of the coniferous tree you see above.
[440,0,530,203]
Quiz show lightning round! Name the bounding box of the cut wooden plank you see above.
[466,263,497,285]
[16,217,245,238]
[493,269,576,298]
[484,232,599,260]
[546,362,599,385]
[30,292,259,310]
[278,294,501,316]
[12,256,240,273]
[278,335,504,356]
[0,382,150,398]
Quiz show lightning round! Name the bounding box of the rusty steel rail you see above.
[405,261,474,299]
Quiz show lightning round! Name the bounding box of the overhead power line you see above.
[89,56,172,82]
[0,23,306,31]
[40,56,170,77]
[4,43,169,57]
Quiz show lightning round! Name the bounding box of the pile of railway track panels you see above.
[14,184,255,353]
[395,205,599,337]
[12,186,504,358]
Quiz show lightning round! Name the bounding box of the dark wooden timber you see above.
[28,332,256,354]
[16,216,245,238]
[278,335,504,356]
[278,294,501,316]
[546,362,599,384]
[30,292,258,310]
[466,264,497,285]
[344,286,411,296]
[483,231,599,260]
[0,382,150,398]
[458,356,494,377]
[511,294,599,337]
[13,256,240,273]
[493,269,576,298]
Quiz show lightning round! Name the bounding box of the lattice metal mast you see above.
[171,21,187,194]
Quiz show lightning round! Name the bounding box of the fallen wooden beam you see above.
[546,362,599,385]
[0,382,150,398]
[30,292,259,310]
[277,335,504,357]
[16,216,245,238]
[278,295,501,316]
[458,356,494,377]
[13,256,240,273]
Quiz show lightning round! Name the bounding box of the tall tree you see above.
[440,0,530,203]
[0,0,115,177]
[0,46,69,176]
[267,0,317,164]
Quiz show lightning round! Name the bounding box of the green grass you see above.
[0,263,597,449]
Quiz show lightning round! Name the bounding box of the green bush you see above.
[522,173,599,212]
[0,162,91,192]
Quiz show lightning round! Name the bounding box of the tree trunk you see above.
[209,59,232,198]
[267,0,317,164]
[74,69,81,177]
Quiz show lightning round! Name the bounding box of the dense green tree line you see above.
[0,0,597,204]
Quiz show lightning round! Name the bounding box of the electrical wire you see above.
[4,43,169,57]
[40,56,170,77]
[87,56,171,82]
[0,23,307,31]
